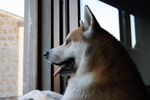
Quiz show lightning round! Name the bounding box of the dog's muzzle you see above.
[43,50,75,77]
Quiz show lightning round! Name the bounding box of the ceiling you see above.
[99,0,150,18]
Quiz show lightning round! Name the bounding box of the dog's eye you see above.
[65,40,71,45]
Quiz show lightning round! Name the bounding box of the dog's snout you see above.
[43,51,49,57]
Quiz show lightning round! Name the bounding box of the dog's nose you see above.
[43,51,49,57]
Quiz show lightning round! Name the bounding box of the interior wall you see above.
[131,17,150,85]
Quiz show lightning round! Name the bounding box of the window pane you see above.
[130,15,136,48]
[80,0,120,40]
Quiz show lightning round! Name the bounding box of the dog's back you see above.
[89,28,149,100]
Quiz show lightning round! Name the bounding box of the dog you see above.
[19,5,149,100]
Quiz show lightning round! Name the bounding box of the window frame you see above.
[23,0,80,94]
[23,0,38,94]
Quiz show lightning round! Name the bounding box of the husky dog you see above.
[19,5,149,100]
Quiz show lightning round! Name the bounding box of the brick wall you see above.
[0,10,24,97]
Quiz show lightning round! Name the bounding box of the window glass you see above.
[130,15,136,48]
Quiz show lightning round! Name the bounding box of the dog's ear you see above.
[84,5,95,29]
[83,5,100,39]
[80,20,84,26]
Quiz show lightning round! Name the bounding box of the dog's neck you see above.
[74,30,131,83]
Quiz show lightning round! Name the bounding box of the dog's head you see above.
[44,5,101,77]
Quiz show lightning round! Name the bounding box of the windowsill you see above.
[0,96,20,100]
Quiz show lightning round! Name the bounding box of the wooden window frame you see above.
[23,0,38,94]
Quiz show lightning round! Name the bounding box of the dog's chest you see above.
[69,74,94,87]
[62,74,96,100]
